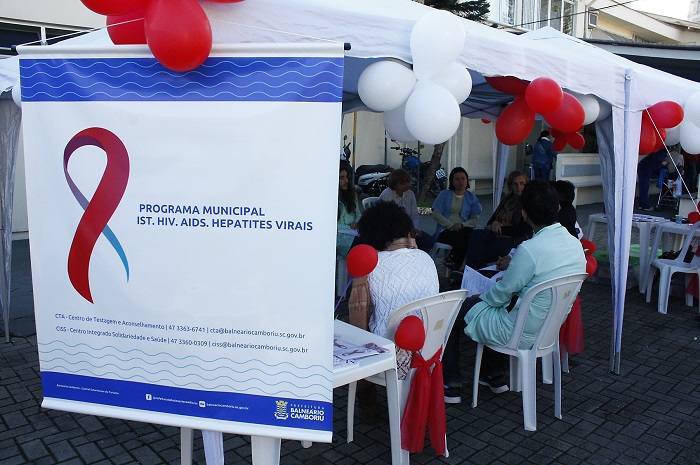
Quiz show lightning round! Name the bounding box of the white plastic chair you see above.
[645,220,700,314]
[336,257,350,298]
[471,273,587,432]
[429,242,453,277]
[347,289,469,463]
[362,196,381,211]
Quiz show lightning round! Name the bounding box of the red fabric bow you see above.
[400,347,446,456]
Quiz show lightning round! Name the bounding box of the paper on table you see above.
[333,336,387,361]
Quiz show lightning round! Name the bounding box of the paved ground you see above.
[3,197,700,464]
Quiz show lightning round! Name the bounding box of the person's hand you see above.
[490,221,502,236]
[350,222,358,230]
[496,255,511,271]
[449,223,463,231]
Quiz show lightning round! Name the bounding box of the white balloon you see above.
[357,60,416,112]
[684,91,700,126]
[429,63,472,104]
[11,85,21,107]
[383,103,417,143]
[595,96,612,122]
[410,10,465,80]
[575,94,600,126]
[680,120,700,154]
[404,81,461,144]
[665,124,681,146]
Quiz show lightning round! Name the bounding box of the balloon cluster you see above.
[580,238,598,278]
[81,0,244,72]
[358,10,470,145]
[488,76,611,147]
[638,101,684,155]
[675,92,700,155]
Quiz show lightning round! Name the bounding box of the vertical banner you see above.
[19,44,343,442]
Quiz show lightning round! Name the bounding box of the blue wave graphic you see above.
[19,57,344,102]
[39,340,332,401]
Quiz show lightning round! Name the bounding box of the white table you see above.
[182,320,401,465]
[586,213,669,293]
[643,221,700,292]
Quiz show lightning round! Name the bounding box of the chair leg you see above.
[561,344,569,373]
[553,348,562,420]
[509,356,522,392]
[346,381,357,443]
[645,266,656,303]
[685,274,694,307]
[202,430,224,465]
[541,353,553,384]
[657,269,673,314]
[472,344,484,408]
[180,428,194,465]
[521,355,537,431]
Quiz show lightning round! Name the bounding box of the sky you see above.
[629,0,691,20]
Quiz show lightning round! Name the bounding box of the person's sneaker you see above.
[443,386,462,404]
[478,374,509,394]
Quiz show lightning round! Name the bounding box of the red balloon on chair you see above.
[82,0,147,16]
[525,77,563,114]
[580,238,596,256]
[485,76,529,95]
[647,101,684,129]
[585,255,598,278]
[394,316,425,352]
[145,0,213,72]
[689,212,700,224]
[495,97,535,146]
[107,7,147,44]
[542,93,585,133]
[346,244,379,278]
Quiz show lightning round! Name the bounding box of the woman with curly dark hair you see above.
[337,160,361,259]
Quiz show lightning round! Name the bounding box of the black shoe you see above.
[478,374,509,394]
[444,386,462,404]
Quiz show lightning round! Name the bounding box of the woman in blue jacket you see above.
[432,167,482,270]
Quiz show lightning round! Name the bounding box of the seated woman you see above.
[337,160,361,259]
[465,170,532,270]
[348,201,439,418]
[431,167,482,270]
[379,169,435,253]
[442,180,586,403]
[552,180,578,238]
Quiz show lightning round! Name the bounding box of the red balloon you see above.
[567,132,585,150]
[145,0,212,72]
[585,255,598,278]
[653,128,667,151]
[549,127,565,140]
[647,101,684,129]
[81,0,147,16]
[107,7,147,45]
[485,76,529,95]
[481,118,491,124]
[393,316,425,352]
[346,244,379,278]
[689,212,700,224]
[495,97,535,146]
[206,0,245,2]
[639,116,658,155]
[552,137,567,151]
[525,77,563,114]
[580,238,596,256]
[542,93,585,133]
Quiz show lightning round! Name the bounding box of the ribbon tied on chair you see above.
[400,347,446,455]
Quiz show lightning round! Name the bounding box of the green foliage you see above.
[425,0,490,22]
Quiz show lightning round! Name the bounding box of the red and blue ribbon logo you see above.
[64,127,130,303]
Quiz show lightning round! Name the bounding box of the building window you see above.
[489,0,517,26]
[538,0,575,34]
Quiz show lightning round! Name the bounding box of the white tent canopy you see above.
[3,0,700,371]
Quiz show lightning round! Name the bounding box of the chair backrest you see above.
[505,273,588,353]
[362,196,381,211]
[670,220,700,267]
[385,290,469,360]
